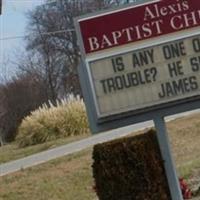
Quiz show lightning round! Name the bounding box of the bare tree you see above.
[24,0,133,99]
[0,73,48,143]
[25,1,82,98]
[0,54,12,84]
[0,84,6,145]
[18,48,63,103]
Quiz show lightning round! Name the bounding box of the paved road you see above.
[0,109,199,176]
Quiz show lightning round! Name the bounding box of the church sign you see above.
[75,2,200,198]
[75,0,200,123]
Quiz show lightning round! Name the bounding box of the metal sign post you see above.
[0,0,2,15]
[154,116,183,200]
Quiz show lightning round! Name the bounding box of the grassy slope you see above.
[0,149,96,200]
[1,113,200,199]
[167,114,200,178]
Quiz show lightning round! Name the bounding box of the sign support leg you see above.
[154,117,183,200]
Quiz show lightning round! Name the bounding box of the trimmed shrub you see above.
[17,95,89,147]
[92,129,171,200]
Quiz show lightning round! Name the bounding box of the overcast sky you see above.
[0,0,45,80]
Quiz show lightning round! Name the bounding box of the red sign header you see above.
[78,0,200,55]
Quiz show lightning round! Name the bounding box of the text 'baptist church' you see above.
[79,0,200,54]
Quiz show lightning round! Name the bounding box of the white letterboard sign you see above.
[75,0,200,127]
[88,34,200,118]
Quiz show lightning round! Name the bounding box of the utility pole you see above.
[0,0,2,15]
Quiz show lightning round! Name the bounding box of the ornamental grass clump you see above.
[17,95,89,147]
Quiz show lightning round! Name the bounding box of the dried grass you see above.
[17,95,89,147]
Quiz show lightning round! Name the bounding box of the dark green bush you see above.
[92,129,171,200]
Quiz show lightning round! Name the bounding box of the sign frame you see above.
[75,0,200,132]
[75,0,200,127]
[78,57,200,133]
